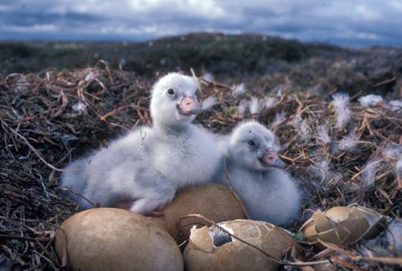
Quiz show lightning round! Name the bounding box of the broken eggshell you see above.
[299,205,386,246]
[183,219,296,271]
[152,184,246,243]
[55,208,183,271]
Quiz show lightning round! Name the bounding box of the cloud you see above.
[0,0,402,46]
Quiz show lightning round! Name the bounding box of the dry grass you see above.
[0,66,401,270]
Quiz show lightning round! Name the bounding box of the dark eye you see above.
[247,139,256,147]
[167,88,175,95]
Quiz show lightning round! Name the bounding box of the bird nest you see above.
[0,66,401,270]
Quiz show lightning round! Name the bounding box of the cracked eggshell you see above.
[299,205,386,246]
[152,184,246,243]
[183,219,296,271]
[55,208,183,271]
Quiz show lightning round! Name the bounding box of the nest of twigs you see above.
[0,66,401,270]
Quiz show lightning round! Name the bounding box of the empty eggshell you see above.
[183,219,296,271]
[299,205,386,246]
[55,208,183,271]
[152,184,246,243]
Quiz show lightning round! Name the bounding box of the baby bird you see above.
[217,121,301,226]
[61,73,221,215]
[146,73,221,189]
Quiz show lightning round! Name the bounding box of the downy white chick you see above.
[61,126,177,215]
[218,121,301,226]
[147,73,221,189]
[61,73,221,215]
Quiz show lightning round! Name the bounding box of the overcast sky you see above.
[1,0,402,47]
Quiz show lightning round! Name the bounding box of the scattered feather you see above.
[11,75,31,93]
[288,115,302,128]
[249,97,260,114]
[85,72,95,83]
[271,112,286,128]
[275,87,283,97]
[232,83,247,96]
[72,101,88,114]
[237,99,248,115]
[337,129,357,152]
[201,96,218,110]
[202,72,214,82]
[314,159,330,180]
[396,157,402,172]
[298,120,310,142]
[358,94,383,107]
[396,157,402,185]
[310,153,343,187]
[386,219,402,252]
[381,143,402,160]
[264,97,277,109]
[360,159,382,188]
[288,113,312,144]
[317,125,331,144]
[389,100,402,111]
[331,93,351,129]
[118,58,127,70]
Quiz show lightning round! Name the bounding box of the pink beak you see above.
[262,151,286,168]
[178,96,203,115]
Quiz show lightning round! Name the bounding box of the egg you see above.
[152,184,246,243]
[55,208,183,271]
[183,219,296,271]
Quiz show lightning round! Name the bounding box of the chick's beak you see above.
[261,151,286,168]
[178,96,204,115]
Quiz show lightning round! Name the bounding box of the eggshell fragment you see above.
[299,205,386,246]
[183,219,296,271]
[55,208,183,271]
[153,184,246,243]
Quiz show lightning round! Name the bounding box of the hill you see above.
[1,33,402,98]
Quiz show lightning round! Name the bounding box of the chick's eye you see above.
[167,88,175,95]
[247,139,256,147]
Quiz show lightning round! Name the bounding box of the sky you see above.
[1,0,402,47]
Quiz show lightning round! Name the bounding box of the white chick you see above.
[61,73,221,214]
[147,73,221,188]
[61,126,177,215]
[217,121,301,226]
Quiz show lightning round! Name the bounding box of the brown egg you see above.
[183,219,296,271]
[55,208,183,271]
[152,184,246,243]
